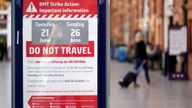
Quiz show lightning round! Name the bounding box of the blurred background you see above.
[110,0,192,108]
[0,0,192,108]
[0,0,11,108]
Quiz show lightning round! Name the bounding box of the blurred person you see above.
[3,40,9,60]
[134,31,150,87]
[0,38,8,60]
[0,38,3,60]
[147,43,161,70]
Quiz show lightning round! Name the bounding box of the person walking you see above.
[134,31,150,87]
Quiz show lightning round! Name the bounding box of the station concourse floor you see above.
[110,60,192,108]
[0,61,11,108]
[1,60,192,108]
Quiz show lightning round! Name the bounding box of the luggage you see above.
[119,61,146,88]
[119,72,136,87]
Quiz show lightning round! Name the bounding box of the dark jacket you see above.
[135,41,147,59]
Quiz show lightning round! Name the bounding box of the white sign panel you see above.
[23,0,98,107]
[169,26,187,55]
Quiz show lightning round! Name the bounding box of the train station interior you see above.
[1,0,192,108]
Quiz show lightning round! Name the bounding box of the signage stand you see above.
[168,25,189,80]
[12,0,107,107]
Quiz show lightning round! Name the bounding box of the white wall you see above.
[7,3,11,48]
[164,0,173,50]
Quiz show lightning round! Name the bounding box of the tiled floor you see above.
[110,60,192,108]
[0,61,11,108]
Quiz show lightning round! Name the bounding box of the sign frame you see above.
[167,25,189,80]
[12,0,107,107]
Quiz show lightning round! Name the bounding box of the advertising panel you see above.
[168,26,188,80]
[23,0,98,107]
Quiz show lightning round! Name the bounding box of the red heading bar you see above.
[26,41,94,57]
[23,0,97,17]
